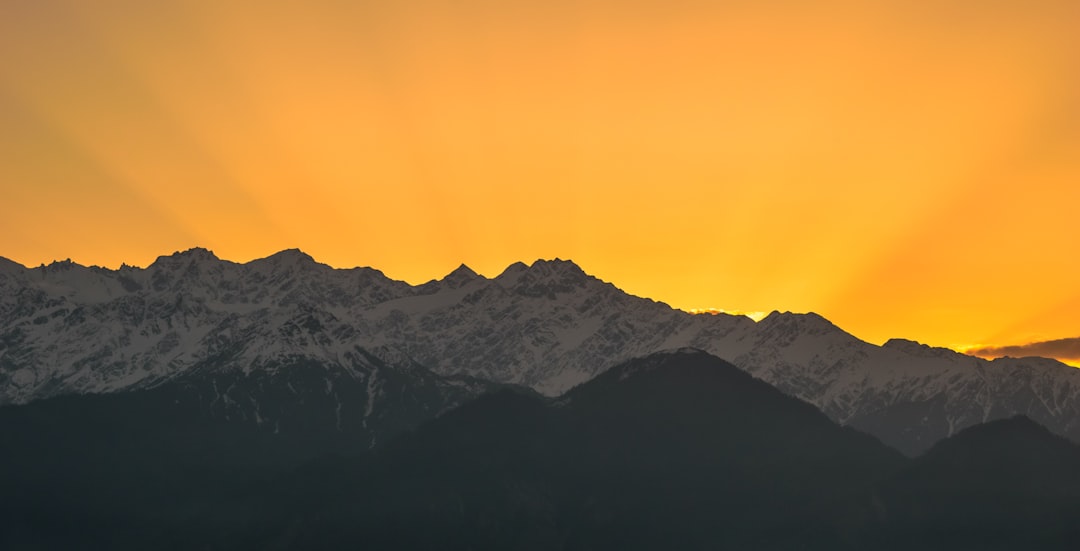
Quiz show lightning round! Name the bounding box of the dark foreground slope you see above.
[0,349,505,550]
[242,349,906,550]
[4,349,1080,550]
[867,415,1080,550]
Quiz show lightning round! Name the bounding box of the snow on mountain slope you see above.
[2,248,1079,454]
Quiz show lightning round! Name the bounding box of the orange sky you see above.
[1,0,1077,362]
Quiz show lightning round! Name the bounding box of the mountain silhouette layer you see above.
[3,248,1080,456]
[4,350,1078,549]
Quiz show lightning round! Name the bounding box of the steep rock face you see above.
[3,249,1080,454]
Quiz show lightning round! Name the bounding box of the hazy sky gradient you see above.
[971,338,1080,364]
[1,0,1077,360]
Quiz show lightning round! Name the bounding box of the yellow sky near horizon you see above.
[1,0,1078,361]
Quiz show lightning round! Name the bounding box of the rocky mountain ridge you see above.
[2,248,1078,454]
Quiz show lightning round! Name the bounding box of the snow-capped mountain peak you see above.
[758,310,845,335]
[259,248,319,267]
[503,258,593,299]
[526,258,588,279]
[440,264,484,288]
[492,261,530,286]
[881,338,958,359]
[3,249,1080,455]
[150,247,221,267]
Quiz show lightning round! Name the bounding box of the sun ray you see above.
[1,0,1077,348]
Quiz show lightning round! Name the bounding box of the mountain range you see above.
[2,248,1079,454]
[4,349,1079,549]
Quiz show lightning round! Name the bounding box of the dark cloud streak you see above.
[970,337,1080,361]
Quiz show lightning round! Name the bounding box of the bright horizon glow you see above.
[2,0,1078,364]
[7,246,1076,366]
[957,343,1080,369]
[687,308,769,323]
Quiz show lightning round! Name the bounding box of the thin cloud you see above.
[969,337,1080,361]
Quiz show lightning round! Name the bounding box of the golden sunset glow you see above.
[689,309,769,322]
[2,1,1078,360]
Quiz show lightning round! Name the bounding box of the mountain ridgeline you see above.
[3,249,1080,548]
[2,350,1079,549]
[2,248,1080,455]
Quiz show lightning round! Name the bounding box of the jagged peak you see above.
[883,337,928,352]
[493,258,593,296]
[348,264,395,279]
[439,263,485,289]
[882,338,952,355]
[755,310,862,342]
[445,263,481,280]
[151,247,220,267]
[261,248,317,265]
[491,259,591,289]
[762,310,817,319]
[47,258,78,268]
[528,258,586,276]
[759,310,832,328]
[883,337,921,347]
[35,258,92,274]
